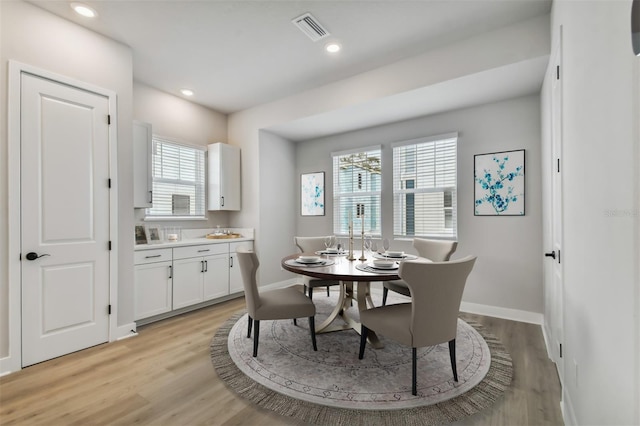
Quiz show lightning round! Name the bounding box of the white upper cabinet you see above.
[133,121,153,208]
[208,143,240,211]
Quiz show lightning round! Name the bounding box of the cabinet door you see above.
[229,241,252,294]
[133,121,152,208]
[135,261,172,320]
[172,257,204,309]
[208,143,240,211]
[229,252,243,294]
[203,253,230,301]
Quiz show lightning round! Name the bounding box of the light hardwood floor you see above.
[0,296,563,425]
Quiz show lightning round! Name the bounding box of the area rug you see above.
[210,292,512,425]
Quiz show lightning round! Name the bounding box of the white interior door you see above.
[21,72,111,367]
[549,37,565,381]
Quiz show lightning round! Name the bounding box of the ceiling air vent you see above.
[292,13,330,42]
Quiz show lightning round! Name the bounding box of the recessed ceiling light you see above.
[325,42,341,54]
[180,89,194,97]
[70,2,97,18]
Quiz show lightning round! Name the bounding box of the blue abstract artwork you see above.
[301,172,325,216]
[474,149,525,216]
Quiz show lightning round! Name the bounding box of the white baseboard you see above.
[113,323,137,341]
[562,387,578,426]
[263,281,543,326]
[460,301,544,325]
[541,323,554,359]
[0,355,20,377]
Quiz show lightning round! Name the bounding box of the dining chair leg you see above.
[326,285,330,296]
[448,339,458,381]
[358,325,369,359]
[382,287,389,306]
[412,348,417,396]
[252,320,260,357]
[247,316,253,338]
[309,316,317,351]
[293,318,297,325]
[308,287,314,300]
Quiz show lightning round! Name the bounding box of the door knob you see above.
[25,252,50,261]
[544,251,556,260]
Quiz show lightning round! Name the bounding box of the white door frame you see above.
[3,60,119,374]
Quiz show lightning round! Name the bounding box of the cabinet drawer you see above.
[135,248,173,265]
[173,243,228,260]
[230,241,253,252]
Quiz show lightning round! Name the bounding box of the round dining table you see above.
[281,250,404,348]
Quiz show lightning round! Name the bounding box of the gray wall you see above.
[294,95,543,315]
[257,130,297,284]
[0,0,134,360]
[132,82,231,230]
[547,0,639,423]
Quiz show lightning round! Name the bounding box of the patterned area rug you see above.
[211,292,512,424]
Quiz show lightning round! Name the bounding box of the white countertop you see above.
[134,227,253,251]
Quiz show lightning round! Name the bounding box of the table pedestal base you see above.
[315,281,383,348]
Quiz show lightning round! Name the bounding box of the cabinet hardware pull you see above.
[221,196,224,206]
[168,265,172,279]
[198,249,210,253]
[145,254,161,258]
[230,257,233,267]
[205,260,208,272]
[201,260,204,273]
[148,190,153,204]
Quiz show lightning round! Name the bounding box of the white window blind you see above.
[332,147,382,235]
[392,134,457,239]
[146,136,206,218]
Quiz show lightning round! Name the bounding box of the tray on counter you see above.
[205,233,243,239]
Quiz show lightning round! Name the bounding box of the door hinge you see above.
[556,65,560,80]
[108,241,112,251]
[559,343,563,358]
[108,304,112,315]
[107,114,111,125]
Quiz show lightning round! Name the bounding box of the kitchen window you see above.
[332,146,382,235]
[146,136,206,218]
[392,133,458,239]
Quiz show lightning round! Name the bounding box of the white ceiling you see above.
[29,0,552,117]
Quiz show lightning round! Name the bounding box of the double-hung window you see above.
[392,133,457,239]
[332,147,382,235]
[146,136,206,219]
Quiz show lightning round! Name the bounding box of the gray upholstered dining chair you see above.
[359,256,477,395]
[294,236,341,299]
[381,238,458,306]
[236,248,317,357]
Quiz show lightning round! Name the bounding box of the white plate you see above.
[369,262,398,270]
[297,256,322,264]
[385,251,405,257]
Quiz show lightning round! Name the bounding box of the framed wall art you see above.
[301,171,325,216]
[474,149,525,216]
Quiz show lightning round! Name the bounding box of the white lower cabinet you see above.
[229,241,253,294]
[134,248,173,320]
[172,244,229,310]
[135,240,252,322]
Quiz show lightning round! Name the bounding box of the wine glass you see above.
[364,235,372,258]
[324,235,334,259]
[383,238,390,253]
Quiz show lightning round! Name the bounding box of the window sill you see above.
[143,216,207,221]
